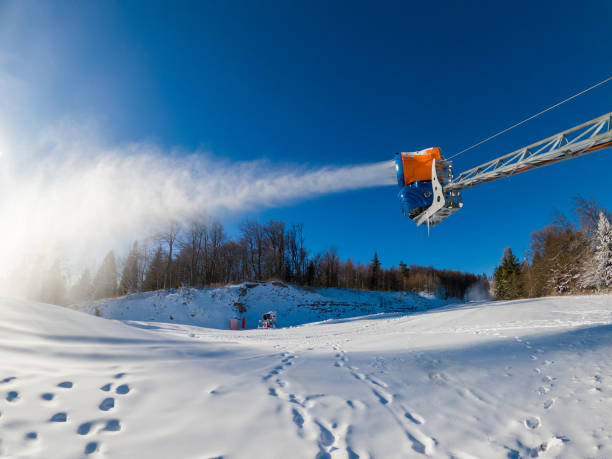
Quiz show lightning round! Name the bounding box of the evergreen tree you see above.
[582,212,612,290]
[399,261,410,290]
[305,260,316,286]
[594,212,612,289]
[143,246,165,291]
[71,268,93,303]
[493,247,523,300]
[39,260,67,305]
[119,241,140,295]
[93,251,118,299]
[369,252,381,290]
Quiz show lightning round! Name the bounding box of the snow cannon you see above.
[259,311,277,329]
[395,147,462,226]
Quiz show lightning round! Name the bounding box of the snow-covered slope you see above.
[73,282,453,329]
[1,294,611,458]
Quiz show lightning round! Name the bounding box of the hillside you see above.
[1,294,611,458]
[72,282,455,329]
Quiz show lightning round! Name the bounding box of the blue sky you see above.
[1,0,611,275]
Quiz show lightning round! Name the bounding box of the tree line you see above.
[493,197,612,300]
[29,218,483,305]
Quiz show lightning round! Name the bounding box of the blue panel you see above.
[398,181,433,219]
[394,153,405,187]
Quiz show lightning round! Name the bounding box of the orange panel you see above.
[401,147,442,185]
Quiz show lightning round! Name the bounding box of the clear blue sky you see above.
[1,0,611,275]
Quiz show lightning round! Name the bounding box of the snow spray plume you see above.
[0,132,395,297]
[465,281,492,302]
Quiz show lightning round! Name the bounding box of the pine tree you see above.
[369,252,381,290]
[119,242,140,295]
[493,247,523,300]
[71,268,93,303]
[39,260,67,305]
[399,261,410,290]
[93,251,118,299]
[143,246,165,291]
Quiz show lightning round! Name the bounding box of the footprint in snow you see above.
[525,416,541,429]
[99,397,115,411]
[288,394,304,406]
[368,376,389,388]
[57,381,73,388]
[346,446,360,459]
[537,386,550,395]
[544,399,554,409]
[0,376,16,384]
[50,412,68,422]
[372,388,391,405]
[114,372,126,379]
[41,393,54,401]
[115,384,130,395]
[404,409,425,425]
[6,390,19,402]
[103,419,121,432]
[346,400,366,410]
[78,419,122,435]
[100,383,112,392]
[292,408,304,429]
[316,421,335,447]
[25,432,38,440]
[85,441,99,455]
[78,422,94,435]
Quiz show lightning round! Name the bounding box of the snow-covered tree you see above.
[582,212,612,290]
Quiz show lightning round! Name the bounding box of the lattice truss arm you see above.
[446,112,612,192]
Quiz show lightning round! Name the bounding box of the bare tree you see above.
[241,220,265,280]
[157,221,180,289]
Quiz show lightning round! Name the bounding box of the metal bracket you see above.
[414,159,445,226]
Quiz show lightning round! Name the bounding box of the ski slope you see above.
[73,282,453,329]
[1,294,611,458]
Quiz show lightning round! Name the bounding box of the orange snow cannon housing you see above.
[397,147,442,186]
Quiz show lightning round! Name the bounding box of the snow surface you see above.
[1,293,612,458]
[73,282,455,329]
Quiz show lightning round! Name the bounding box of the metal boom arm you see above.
[446,112,612,192]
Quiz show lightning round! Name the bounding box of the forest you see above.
[493,197,612,300]
[28,219,484,306]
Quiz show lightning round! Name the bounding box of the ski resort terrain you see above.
[73,282,455,329]
[1,290,611,458]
